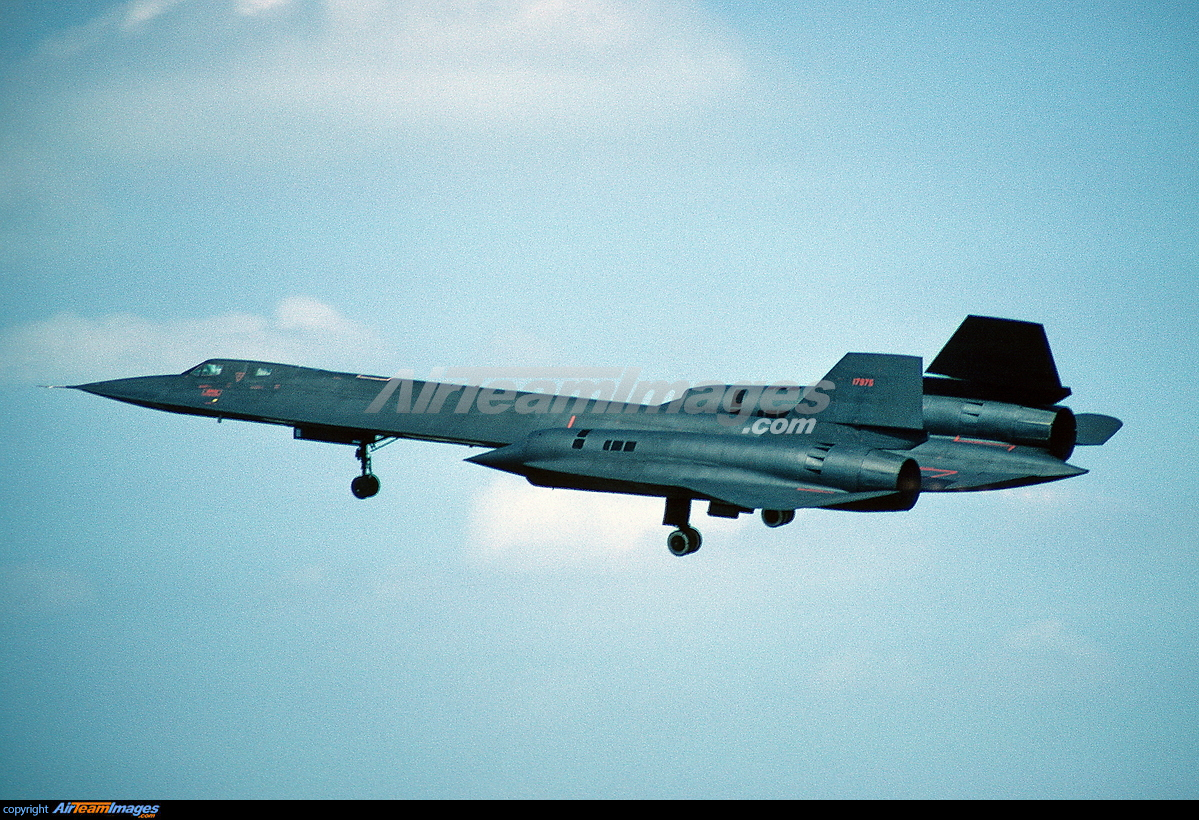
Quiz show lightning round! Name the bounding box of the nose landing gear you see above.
[351,439,381,499]
[292,426,395,500]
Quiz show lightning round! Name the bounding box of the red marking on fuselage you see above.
[567,415,576,429]
[952,436,1017,451]
[920,467,959,479]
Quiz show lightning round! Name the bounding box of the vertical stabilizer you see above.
[819,353,924,430]
[927,315,1070,405]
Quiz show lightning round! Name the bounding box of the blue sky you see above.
[1,0,1197,798]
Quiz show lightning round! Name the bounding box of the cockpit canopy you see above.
[184,360,275,378]
[187,362,225,377]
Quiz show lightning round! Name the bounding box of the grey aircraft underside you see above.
[66,315,1121,555]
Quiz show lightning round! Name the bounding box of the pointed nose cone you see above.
[70,375,174,408]
[466,441,529,472]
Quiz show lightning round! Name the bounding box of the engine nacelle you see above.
[801,444,921,496]
[922,395,1076,459]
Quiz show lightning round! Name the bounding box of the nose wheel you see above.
[351,473,380,499]
[351,440,380,498]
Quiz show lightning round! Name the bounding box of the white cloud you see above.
[121,0,186,30]
[273,294,363,337]
[465,473,748,567]
[1,563,96,616]
[236,0,294,15]
[467,475,664,565]
[45,0,747,155]
[969,617,1116,701]
[1002,618,1105,662]
[0,296,384,384]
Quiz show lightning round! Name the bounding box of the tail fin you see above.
[927,315,1070,406]
[1074,413,1123,445]
[818,353,924,430]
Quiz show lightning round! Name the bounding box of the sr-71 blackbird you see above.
[67,315,1121,555]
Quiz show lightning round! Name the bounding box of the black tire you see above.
[351,474,380,499]
[761,509,795,528]
[667,526,701,556]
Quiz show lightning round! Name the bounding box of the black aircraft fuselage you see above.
[69,316,1121,555]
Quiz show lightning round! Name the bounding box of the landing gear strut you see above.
[293,427,393,499]
[663,497,702,556]
[351,439,380,499]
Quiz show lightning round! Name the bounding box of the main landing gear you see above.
[661,498,800,554]
[761,509,795,528]
[667,526,702,557]
[350,439,381,499]
[663,497,701,556]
